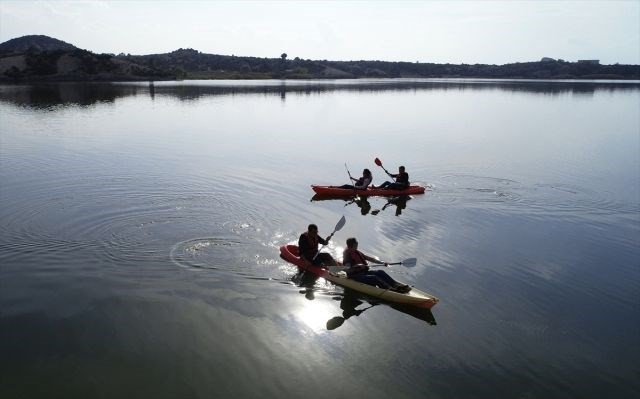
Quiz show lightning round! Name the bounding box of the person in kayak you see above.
[377,165,409,190]
[342,238,411,293]
[338,168,373,190]
[298,224,339,267]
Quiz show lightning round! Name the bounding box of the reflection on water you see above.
[1,78,639,109]
[311,194,413,217]
[327,289,437,330]
[291,271,437,330]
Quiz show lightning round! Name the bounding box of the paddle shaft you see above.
[312,216,346,261]
[345,163,353,181]
[375,157,393,177]
[330,258,416,269]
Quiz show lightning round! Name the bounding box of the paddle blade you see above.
[334,215,347,232]
[401,258,417,267]
[374,157,382,166]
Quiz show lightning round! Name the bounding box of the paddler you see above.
[337,168,373,190]
[298,224,339,267]
[377,165,409,190]
[342,237,411,293]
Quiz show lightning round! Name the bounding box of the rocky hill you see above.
[1,35,638,81]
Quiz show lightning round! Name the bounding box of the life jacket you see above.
[345,248,367,265]
[396,172,409,185]
[301,232,319,257]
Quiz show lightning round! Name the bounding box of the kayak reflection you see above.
[290,271,438,329]
[325,289,436,330]
[310,194,412,217]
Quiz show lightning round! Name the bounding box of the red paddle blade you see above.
[374,157,382,166]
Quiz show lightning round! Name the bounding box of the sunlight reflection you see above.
[334,245,344,257]
[295,301,337,334]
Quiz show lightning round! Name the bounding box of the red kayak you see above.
[311,184,425,197]
[279,244,438,309]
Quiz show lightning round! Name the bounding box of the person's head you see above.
[307,224,318,237]
[399,166,406,173]
[346,237,358,249]
[363,168,372,178]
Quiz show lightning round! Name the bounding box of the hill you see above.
[1,35,638,81]
[0,35,78,53]
[0,35,171,81]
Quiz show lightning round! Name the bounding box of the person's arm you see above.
[363,253,387,266]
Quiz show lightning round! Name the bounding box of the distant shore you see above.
[2,35,639,82]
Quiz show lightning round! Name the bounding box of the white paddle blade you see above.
[401,258,417,267]
[334,215,347,232]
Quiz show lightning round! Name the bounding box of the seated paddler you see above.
[298,224,339,267]
[342,237,411,293]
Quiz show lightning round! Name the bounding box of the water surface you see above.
[1,79,639,398]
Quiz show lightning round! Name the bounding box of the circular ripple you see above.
[438,173,525,208]
[170,237,252,272]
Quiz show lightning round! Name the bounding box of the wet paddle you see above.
[313,215,346,261]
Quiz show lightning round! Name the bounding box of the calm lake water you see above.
[1,79,639,398]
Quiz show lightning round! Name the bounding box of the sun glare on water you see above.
[295,300,338,334]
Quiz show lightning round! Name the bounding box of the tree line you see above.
[2,46,639,81]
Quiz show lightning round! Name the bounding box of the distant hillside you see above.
[121,50,640,80]
[0,35,171,81]
[0,35,78,53]
[1,35,639,81]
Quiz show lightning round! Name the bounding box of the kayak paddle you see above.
[313,215,346,261]
[374,157,392,177]
[328,257,417,272]
[386,258,417,267]
[344,162,353,182]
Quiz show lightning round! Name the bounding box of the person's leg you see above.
[313,252,337,266]
[351,273,384,287]
[354,273,395,289]
[371,270,411,292]
[371,270,399,287]
[379,181,391,189]
[387,182,406,190]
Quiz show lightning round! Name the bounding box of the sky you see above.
[0,0,639,65]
